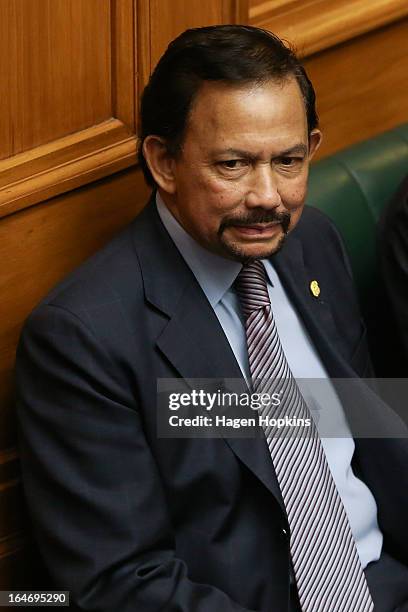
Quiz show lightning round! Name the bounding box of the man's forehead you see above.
[184,78,308,151]
[189,76,302,110]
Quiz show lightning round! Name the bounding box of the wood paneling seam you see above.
[250,0,408,57]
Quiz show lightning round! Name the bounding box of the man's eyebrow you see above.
[212,148,256,158]
[211,144,308,158]
[278,144,308,156]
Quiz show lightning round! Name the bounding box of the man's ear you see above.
[142,135,177,194]
[308,129,323,161]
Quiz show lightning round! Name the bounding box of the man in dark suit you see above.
[16,25,408,611]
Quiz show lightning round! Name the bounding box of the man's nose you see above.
[245,165,282,208]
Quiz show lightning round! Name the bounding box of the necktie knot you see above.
[234,260,270,319]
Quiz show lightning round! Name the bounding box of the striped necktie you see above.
[235,259,373,612]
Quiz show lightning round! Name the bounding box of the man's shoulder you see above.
[44,222,140,313]
[293,205,346,258]
[31,202,160,323]
[294,205,340,239]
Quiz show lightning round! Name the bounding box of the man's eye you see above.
[219,159,247,170]
[277,157,302,167]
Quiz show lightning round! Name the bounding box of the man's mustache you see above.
[219,210,291,235]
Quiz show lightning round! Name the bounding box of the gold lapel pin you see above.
[310,280,320,298]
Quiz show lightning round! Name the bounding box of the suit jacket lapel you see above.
[132,199,286,514]
[156,277,287,515]
[272,231,346,377]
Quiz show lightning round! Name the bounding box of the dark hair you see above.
[138,24,318,186]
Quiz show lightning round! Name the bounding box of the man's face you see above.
[161,77,320,261]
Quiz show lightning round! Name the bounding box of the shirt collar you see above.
[156,192,274,305]
[156,192,241,307]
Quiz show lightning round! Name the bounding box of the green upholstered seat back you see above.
[306,123,408,305]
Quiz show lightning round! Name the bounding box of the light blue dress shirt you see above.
[156,193,383,569]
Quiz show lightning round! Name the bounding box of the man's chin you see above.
[220,233,287,263]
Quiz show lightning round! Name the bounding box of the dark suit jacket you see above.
[16,197,408,611]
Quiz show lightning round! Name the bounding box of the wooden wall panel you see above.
[0,448,31,595]
[149,0,225,69]
[138,0,248,79]
[0,0,138,216]
[0,119,137,218]
[249,0,408,57]
[306,18,408,159]
[0,0,112,160]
